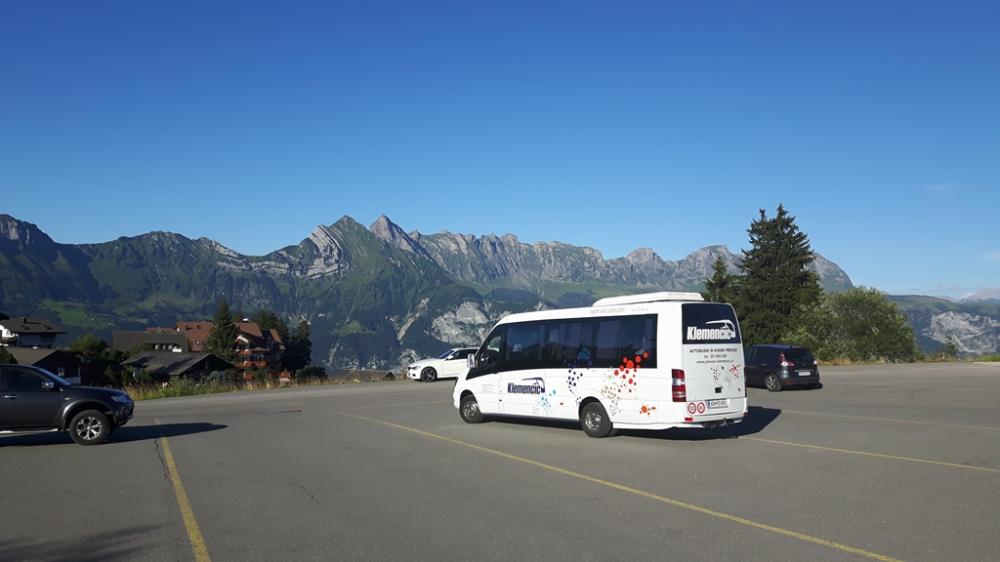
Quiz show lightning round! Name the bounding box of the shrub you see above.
[296,365,326,381]
[785,287,919,363]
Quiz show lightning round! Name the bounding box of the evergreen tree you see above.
[282,320,312,372]
[205,298,239,361]
[69,333,111,361]
[702,255,739,304]
[251,310,290,343]
[739,204,822,345]
[69,333,124,385]
[0,346,14,364]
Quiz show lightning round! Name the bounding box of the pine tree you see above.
[251,309,289,343]
[205,298,239,361]
[739,204,822,345]
[282,320,312,372]
[702,255,739,304]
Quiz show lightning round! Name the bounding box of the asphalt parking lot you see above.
[2,362,998,562]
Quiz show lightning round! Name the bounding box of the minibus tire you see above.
[460,394,485,423]
[580,402,613,438]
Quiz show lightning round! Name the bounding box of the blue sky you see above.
[2,0,998,297]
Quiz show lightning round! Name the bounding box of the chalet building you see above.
[123,352,235,382]
[112,330,188,354]
[0,316,66,349]
[176,321,214,353]
[147,320,286,372]
[4,347,84,383]
[232,322,285,371]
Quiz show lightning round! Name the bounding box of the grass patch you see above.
[124,373,404,401]
[336,320,371,336]
[976,354,1000,362]
[38,299,117,330]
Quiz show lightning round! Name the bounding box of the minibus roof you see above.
[592,292,705,307]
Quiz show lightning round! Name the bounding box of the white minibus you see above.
[453,292,747,437]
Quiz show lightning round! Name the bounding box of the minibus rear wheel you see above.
[580,402,613,438]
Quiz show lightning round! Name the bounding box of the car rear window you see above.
[785,348,815,363]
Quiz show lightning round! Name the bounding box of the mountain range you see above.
[1,213,995,365]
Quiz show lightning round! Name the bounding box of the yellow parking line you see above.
[338,412,902,562]
[780,409,1000,432]
[744,437,999,473]
[156,419,211,562]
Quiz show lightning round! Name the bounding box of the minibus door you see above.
[498,323,548,416]
[499,369,547,416]
[466,329,505,414]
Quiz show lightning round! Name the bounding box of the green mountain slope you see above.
[0,213,870,368]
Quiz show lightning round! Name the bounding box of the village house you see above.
[150,320,285,371]
[123,352,235,382]
[112,329,189,354]
[0,316,66,349]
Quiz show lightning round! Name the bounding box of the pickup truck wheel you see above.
[69,410,110,445]
[420,368,437,382]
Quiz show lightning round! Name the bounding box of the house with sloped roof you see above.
[112,330,188,354]
[4,347,84,383]
[123,352,235,381]
[170,320,285,370]
[0,316,66,349]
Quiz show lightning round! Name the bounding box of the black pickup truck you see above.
[0,364,134,445]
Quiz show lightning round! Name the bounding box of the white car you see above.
[408,348,477,382]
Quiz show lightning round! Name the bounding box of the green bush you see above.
[784,287,919,363]
[296,365,326,381]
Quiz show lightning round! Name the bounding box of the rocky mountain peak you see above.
[0,214,54,247]
[625,247,660,264]
[369,214,398,236]
[963,288,1000,303]
[369,215,427,256]
[308,224,340,250]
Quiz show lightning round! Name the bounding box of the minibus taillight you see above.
[671,369,686,402]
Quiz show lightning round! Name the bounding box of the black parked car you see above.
[744,344,821,392]
[0,364,134,445]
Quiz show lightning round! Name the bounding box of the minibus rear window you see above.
[682,304,741,345]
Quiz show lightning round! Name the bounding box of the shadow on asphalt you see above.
[749,383,824,392]
[0,422,227,447]
[0,525,157,561]
[627,406,781,441]
[487,406,781,441]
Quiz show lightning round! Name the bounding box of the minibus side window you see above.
[544,320,595,368]
[594,315,657,368]
[504,323,546,371]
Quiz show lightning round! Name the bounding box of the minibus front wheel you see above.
[460,393,485,423]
